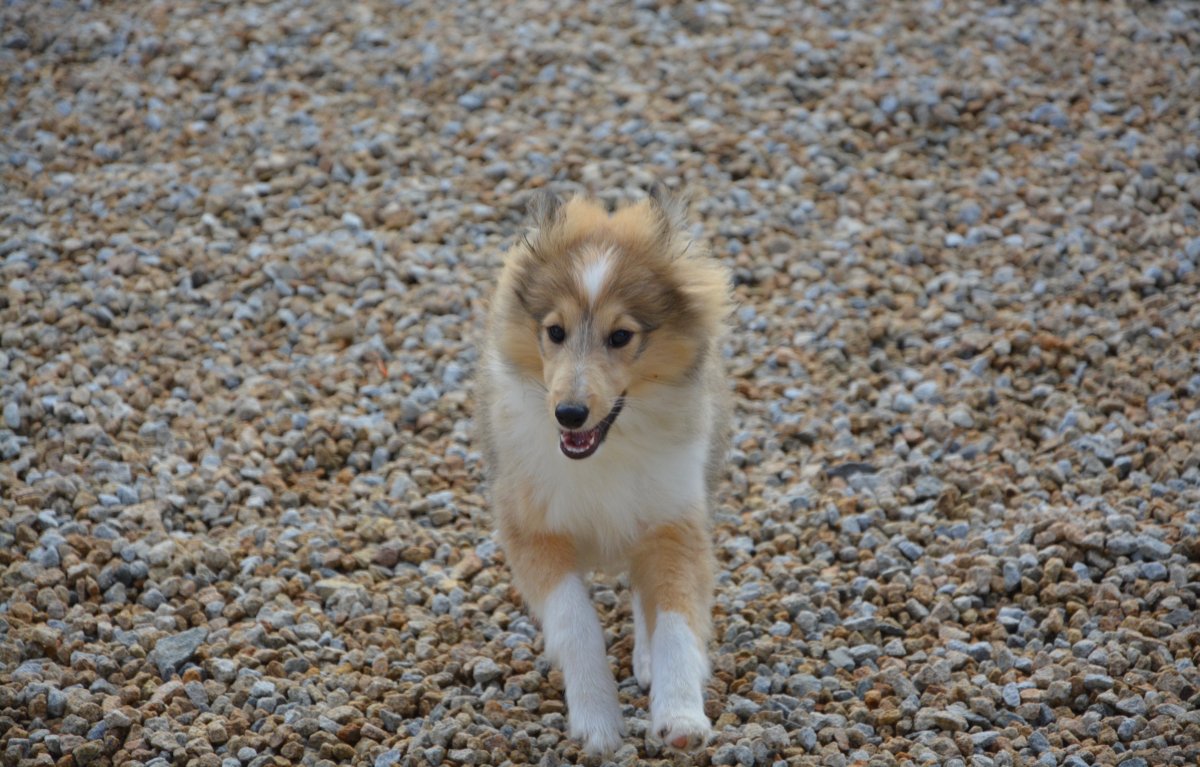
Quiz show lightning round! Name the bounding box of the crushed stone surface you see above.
[2,1,1199,766]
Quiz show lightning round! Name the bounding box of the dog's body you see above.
[477,189,731,754]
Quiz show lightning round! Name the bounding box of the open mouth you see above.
[559,397,625,460]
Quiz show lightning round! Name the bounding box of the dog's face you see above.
[494,190,728,460]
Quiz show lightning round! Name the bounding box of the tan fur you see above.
[629,518,716,641]
[476,188,732,752]
[492,476,576,610]
[483,193,732,472]
[479,187,732,563]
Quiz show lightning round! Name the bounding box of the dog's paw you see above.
[652,711,711,751]
[633,640,652,689]
[569,697,625,756]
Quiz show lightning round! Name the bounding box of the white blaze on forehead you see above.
[578,246,616,306]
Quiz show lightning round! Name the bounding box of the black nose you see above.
[555,403,589,429]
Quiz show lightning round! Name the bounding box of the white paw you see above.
[633,639,652,689]
[568,695,625,756]
[652,710,711,751]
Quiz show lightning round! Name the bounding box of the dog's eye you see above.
[608,329,633,348]
[547,325,566,344]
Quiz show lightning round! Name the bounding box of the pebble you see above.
[1083,674,1113,691]
[827,647,855,670]
[472,658,503,684]
[797,727,817,752]
[897,539,925,561]
[1140,561,1168,581]
[970,731,1000,749]
[150,628,208,678]
[1,2,1198,767]
[1115,696,1147,717]
[948,406,975,429]
[913,381,939,403]
[1137,536,1172,560]
[914,709,968,732]
[250,680,276,698]
[374,751,402,767]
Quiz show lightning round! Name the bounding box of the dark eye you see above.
[547,325,566,344]
[609,329,633,348]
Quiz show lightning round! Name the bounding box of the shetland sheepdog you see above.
[477,187,732,755]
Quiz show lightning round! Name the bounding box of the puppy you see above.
[477,187,732,755]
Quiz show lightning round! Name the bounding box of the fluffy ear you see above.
[526,189,563,232]
[648,182,692,241]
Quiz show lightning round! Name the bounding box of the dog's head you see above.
[494,187,729,460]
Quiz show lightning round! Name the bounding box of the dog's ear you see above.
[526,189,563,233]
[649,182,691,239]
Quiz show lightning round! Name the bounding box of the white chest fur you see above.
[487,360,712,566]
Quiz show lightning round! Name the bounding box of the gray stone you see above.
[913,381,939,402]
[1115,695,1146,717]
[970,731,999,749]
[1140,561,1168,580]
[210,659,237,683]
[1028,731,1050,753]
[844,615,876,633]
[375,750,402,767]
[827,647,855,670]
[898,539,924,561]
[1136,536,1172,560]
[913,709,968,732]
[457,91,485,110]
[472,658,502,684]
[151,627,208,678]
[3,400,19,429]
[848,644,879,664]
[1002,683,1020,707]
[1117,718,1139,741]
[250,680,276,698]
[797,727,817,751]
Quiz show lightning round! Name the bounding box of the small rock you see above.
[314,577,364,600]
[3,400,19,429]
[1002,683,1020,707]
[1137,536,1172,560]
[897,539,924,561]
[1115,696,1146,717]
[210,659,237,683]
[913,709,968,732]
[375,750,402,767]
[798,727,817,752]
[970,731,1000,749]
[151,627,208,678]
[250,680,276,698]
[948,406,975,429]
[473,657,503,684]
[827,647,855,670]
[1140,561,1167,581]
[324,705,361,724]
[913,381,939,402]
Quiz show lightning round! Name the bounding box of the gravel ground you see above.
[2,1,1200,766]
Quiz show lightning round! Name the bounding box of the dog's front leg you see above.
[503,527,624,756]
[630,516,715,751]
